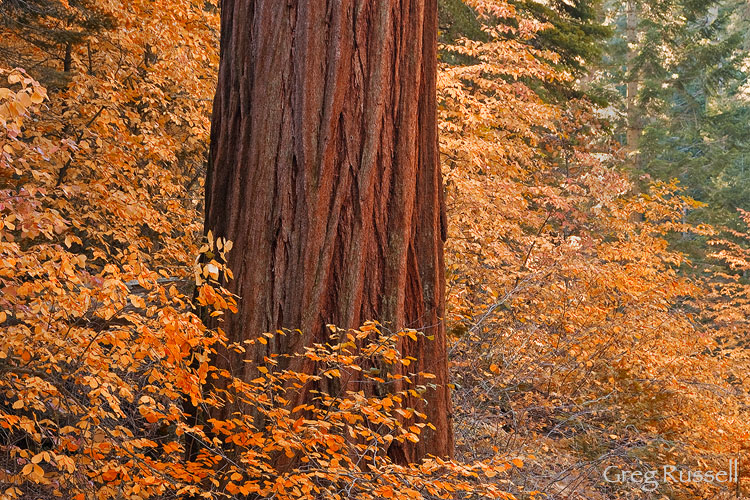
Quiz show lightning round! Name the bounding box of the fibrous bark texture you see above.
[204,0,452,462]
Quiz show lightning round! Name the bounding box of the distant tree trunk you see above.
[203,0,452,463]
[625,0,641,166]
[63,42,72,72]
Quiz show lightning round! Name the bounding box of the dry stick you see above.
[515,211,553,288]
[467,212,553,337]
[56,105,107,186]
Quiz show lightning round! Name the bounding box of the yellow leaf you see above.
[206,263,220,279]
[129,295,146,308]
[17,92,31,107]
[58,455,75,473]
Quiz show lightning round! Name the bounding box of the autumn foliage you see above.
[0,0,522,498]
[2,0,750,499]
[0,68,522,498]
[440,1,750,498]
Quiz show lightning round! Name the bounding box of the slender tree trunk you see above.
[63,42,72,72]
[203,0,452,463]
[625,0,641,166]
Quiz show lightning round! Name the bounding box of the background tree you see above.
[440,1,750,497]
[203,0,452,463]
[591,0,750,238]
[0,0,115,81]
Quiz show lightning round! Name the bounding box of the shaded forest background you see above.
[3,0,750,499]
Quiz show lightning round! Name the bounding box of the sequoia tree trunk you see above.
[203,0,452,463]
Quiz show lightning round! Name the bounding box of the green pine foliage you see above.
[587,0,750,261]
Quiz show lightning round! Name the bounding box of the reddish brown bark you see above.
[204,0,452,462]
